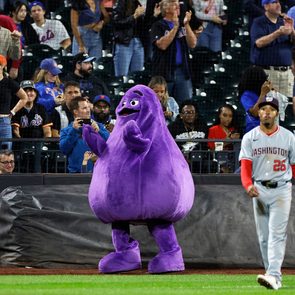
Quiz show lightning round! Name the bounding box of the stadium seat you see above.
[24,44,62,60]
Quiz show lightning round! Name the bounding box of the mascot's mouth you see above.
[119,108,139,116]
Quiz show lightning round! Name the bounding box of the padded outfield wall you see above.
[0,174,294,268]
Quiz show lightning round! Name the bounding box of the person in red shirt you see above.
[207,104,240,150]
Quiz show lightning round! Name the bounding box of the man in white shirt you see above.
[29,1,71,51]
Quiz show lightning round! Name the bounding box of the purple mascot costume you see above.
[83,85,195,273]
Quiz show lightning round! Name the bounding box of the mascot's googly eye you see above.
[122,101,127,106]
[130,99,139,106]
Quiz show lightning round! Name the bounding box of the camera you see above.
[79,118,92,126]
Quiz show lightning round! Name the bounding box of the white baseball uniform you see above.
[239,126,295,283]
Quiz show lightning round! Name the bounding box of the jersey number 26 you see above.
[273,159,286,172]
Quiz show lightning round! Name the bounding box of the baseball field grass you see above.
[0,274,295,295]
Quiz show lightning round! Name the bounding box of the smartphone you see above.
[79,118,92,126]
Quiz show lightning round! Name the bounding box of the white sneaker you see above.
[257,274,279,290]
[277,281,282,289]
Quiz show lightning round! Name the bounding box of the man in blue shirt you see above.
[60,96,109,173]
[250,0,295,98]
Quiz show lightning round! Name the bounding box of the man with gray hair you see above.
[150,0,197,104]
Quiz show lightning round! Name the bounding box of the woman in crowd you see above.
[10,0,39,47]
[71,0,110,60]
[238,65,273,133]
[207,104,240,150]
[192,0,227,52]
[112,0,145,77]
[148,76,179,125]
[12,80,52,139]
[208,104,240,173]
[0,54,27,150]
[34,58,64,115]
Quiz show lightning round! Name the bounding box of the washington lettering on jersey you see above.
[252,147,288,157]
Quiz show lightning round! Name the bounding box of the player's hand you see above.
[91,120,100,133]
[78,45,87,53]
[92,20,104,32]
[164,110,173,118]
[11,30,21,40]
[54,94,64,105]
[9,67,18,79]
[212,15,224,25]
[284,15,294,30]
[278,25,292,36]
[172,11,179,28]
[260,80,273,96]
[153,3,161,18]
[247,185,259,198]
[134,5,145,19]
[83,151,93,162]
[230,132,240,139]
[183,11,192,26]
[105,123,114,132]
[73,118,82,130]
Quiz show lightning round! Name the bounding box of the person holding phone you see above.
[208,104,241,173]
[60,96,109,173]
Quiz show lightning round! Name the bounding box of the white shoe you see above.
[277,281,282,289]
[257,274,279,290]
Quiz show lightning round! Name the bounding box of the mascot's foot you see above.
[148,246,184,274]
[99,247,142,273]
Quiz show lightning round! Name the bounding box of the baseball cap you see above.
[28,1,46,11]
[93,95,111,106]
[0,54,7,66]
[73,52,96,65]
[258,96,279,111]
[261,0,277,5]
[20,80,39,95]
[40,58,61,76]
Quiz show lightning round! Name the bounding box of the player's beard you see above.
[262,120,274,129]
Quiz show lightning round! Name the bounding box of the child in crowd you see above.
[148,76,179,125]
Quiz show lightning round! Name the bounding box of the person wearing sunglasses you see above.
[0,150,15,174]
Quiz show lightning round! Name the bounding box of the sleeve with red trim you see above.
[241,159,253,191]
[292,164,295,179]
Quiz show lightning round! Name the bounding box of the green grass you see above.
[0,274,295,295]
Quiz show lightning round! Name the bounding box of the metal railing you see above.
[0,138,242,174]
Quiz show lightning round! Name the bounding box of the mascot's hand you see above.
[123,120,151,154]
[83,124,107,156]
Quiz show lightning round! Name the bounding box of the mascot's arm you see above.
[123,120,151,153]
[82,124,107,156]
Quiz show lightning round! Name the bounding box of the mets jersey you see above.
[32,19,70,50]
[239,126,295,182]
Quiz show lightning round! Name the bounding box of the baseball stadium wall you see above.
[0,174,294,269]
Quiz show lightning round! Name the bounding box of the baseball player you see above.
[239,96,295,290]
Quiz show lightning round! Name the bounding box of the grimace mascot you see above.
[83,85,195,273]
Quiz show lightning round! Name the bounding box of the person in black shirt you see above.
[63,52,110,102]
[0,54,27,149]
[11,80,52,139]
[150,0,197,104]
[51,81,81,137]
[168,99,208,172]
